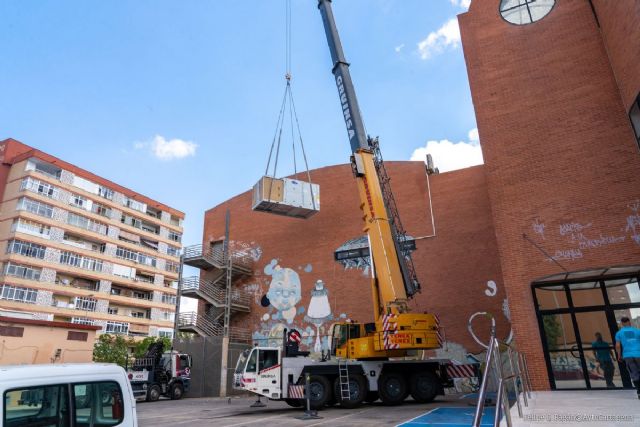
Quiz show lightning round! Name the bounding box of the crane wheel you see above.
[333,374,366,409]
[378,373,407,406]
[410,371,439,403]
[307,375,332,410]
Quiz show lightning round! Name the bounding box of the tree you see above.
[543,315,563,351]
[93,334,134,367]
[133,336,172,358]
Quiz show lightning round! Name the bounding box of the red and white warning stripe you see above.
[382,314,398,331]
[433,314,444,346]
[383,330,400,350]
[446,363,478,379]
[288,385,305,399]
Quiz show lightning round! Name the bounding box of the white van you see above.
[0,363,137,427]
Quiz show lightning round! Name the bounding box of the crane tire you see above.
[307,375,332,410]
[410,371,439,403]
[378,373,407,406]
[333,374,366,409]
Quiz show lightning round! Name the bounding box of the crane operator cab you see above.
[233,347,282,399]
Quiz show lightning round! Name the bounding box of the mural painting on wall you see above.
[252,259,346,353]
[530,201,640,263]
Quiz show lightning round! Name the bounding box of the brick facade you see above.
[459,0,640,389]
[203,163,508,357]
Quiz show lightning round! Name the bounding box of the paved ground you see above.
[136,394,482,427]
[506,390,640,427]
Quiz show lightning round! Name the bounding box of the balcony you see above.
[180,276,250,312]
[182,244,253,275]
[177,312,249,342]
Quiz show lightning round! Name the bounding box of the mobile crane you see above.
[233,0,454,408]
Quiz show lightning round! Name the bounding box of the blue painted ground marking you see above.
[396,407,496,426]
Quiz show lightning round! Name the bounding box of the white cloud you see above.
[134,135,198,161]
[417,18,461,60]
[410,128,483,172]
[449,0,471,9]
[395,43,405,53]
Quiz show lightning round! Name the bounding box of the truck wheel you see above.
[410,371,438,403]
[364,391,379,403]
[285,398,303,408]
[333,375,366,409]
[147,385,161,402]
[170,383,184,400]
[307,375,332,410]
[378,373,407,406]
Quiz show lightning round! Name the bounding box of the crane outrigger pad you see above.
[252,176,320,219]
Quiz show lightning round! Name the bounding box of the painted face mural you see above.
[262,260,302,324]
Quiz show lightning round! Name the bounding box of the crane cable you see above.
[263,0,316,210]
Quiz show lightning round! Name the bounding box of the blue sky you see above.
[0,0,480,253]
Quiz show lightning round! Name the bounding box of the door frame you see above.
[532,271,640,390]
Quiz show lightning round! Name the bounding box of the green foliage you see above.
[93,334,134,367]
[543,315,563,351]
[133,336,172,358]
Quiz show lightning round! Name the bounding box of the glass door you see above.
[534,275,640,390]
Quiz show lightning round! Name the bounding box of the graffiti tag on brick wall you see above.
[626,200,640,246]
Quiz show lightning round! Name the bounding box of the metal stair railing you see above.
[338,359,351,401]
[468,312,534,427]
[180,276,251,308]
[178,311,221,337]
[183,244,254,273]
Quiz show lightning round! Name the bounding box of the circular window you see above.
[499,0,556,25]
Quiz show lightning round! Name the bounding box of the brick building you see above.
[191,0,640,392]
[0,138,184,340]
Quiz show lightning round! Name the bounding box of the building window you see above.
[0,284,38,304]
[60,251,103,272]
[165,261,179,274]
[115,247,157,267]
[108,307,118,315]
[67,331,89,341]
[71,317,95,326]
[67,212,107,235]
[71,194,87,209]
[161,310,174,322]
[13,218,51,239]
[98,186,114,200]
[158,330,173,339]
[7,239,46,259]
[124,197,147,213]
[105,321,129,334]
[167,246,180,257]
[168,231,182,243]
[91,202,111,218]
[20,177,61,199]
[499,0,556,25]
[74,296,97,312]
[0,325,25,337]
[5,262,42,281]
[162,294,177,305]
[17,197,54,218]
[630,94,640,150]
[26,158,62,180]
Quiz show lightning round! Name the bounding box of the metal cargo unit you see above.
[252,176,319,219]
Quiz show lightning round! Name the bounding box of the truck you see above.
[127,342,193,402]
[233,0,476,409]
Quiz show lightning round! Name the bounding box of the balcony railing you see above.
[183,244,253,272]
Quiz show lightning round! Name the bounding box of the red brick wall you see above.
[202,162,507,357]
[593,0,640,110]
[460,0,640,389]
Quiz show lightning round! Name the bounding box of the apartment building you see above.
[0,138,184,339]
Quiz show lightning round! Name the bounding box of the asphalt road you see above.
[136,394,476,427]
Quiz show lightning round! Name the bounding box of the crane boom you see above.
[318,0,368,153]
[318,0,440,358]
